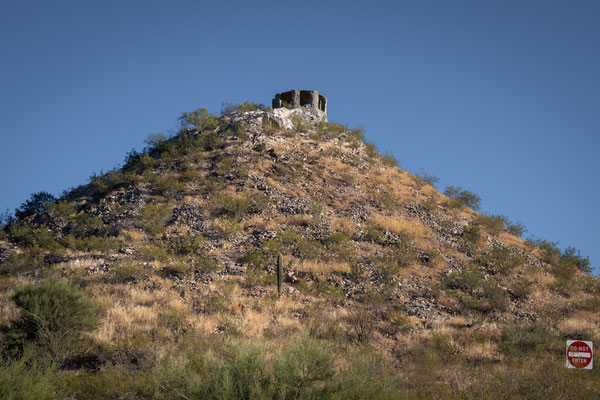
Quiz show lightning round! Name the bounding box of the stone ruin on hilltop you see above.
[272,89,327,115]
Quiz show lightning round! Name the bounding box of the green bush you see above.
[473,214,505,235]
[221,101,268,115]
[90,170,134,195]
[477,245,523,275]
[179,107,219,131]
[273,335,337,398]
[7,222,60,250]
[499,323,559,357]
[0,355,67,400]
[240,248,267,269]
[109,260,151,283]
[194,255,221,274]
[312,121,347,140]
[380,151,399,167]
[444,186,481,210]
[68,213,105,237]
[170,233,205,256]
[561,246,592,273]
[211,193,268,220]
[5,279,99,363]
[14,192,57,221]
[461,222,482,249]
[140,203,173,235]
[413,168,439,189]
[61,235,120,252]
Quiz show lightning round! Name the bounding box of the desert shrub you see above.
[109,260,151,283]
[473,214,505,235]
[413,168,439,189]
[312,121,346,140]
[161,262,191,278]
[325,231,355,261]
[68,213,105,237]
[140,203,173,235]
[240,248,268,269]
[211,193,268,220]
[561,246,592,273]
[0,355,67,400]
[444,186,481,210]
[261,117,280,134]
[499,322,559,357]
[90,170,134,196]
[194,255,221,274]
[128,153,158,173]
[14,192,57,221]
[364,141,378,159]
[61,235,120,252]
[7,222,60,250]
[1,208,14,226]
[461,222,482,250]
[179,107,219,131]
[0,252,47,276]
[193,131,225,151]
[346,304,377,343]
[4,279,98,362]
[381,151,399,167]
[137,245,171,262]
[144,172,185,194]
[528,237,562,263]
[346,125,366,144]
[502,217,527,237]
[291,114,308,132]
[221,101,268,115]
[512,280,533,300]
[170,233,205,256]
[273,335,337,398]
[477,245,523,275]
[445,266,484,292]
[46,200,75,219]
[336,351,401,400]
[550,261,577,294]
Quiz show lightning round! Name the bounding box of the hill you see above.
[1,102,599,399]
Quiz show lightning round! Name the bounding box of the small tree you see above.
[444,186,481,210]
[6,279,99,363]
[14,192,57,221]
[179,107,219,131]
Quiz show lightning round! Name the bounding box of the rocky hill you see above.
[1,103,599,399]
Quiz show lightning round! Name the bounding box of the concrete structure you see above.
[272,90,327,114]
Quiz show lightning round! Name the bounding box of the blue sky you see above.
[1,1,598,271]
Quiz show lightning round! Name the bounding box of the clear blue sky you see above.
[1,1,598,271]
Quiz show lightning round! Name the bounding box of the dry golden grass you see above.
[372,213,431,244]
[119,229,148,243]
[558,317,600,340]
[292,258,351,278]
[274,214,314,227]
[330,216,358,236]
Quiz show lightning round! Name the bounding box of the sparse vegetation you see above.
[444,185,481,210]
[1,103,598,399]
[179,107,219,131]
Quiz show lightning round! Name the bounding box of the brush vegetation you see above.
[0,103,598,399]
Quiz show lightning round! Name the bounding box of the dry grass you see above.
[292,258,351,279]
[372,213,431,244]
[274,214,314,227]
[558,317,600,340]
[330,216,358,236]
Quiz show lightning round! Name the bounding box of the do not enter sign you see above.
[566,340,593,369]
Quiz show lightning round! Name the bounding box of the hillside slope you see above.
[1,104,599,399]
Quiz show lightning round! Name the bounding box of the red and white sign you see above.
[566,340,593,369]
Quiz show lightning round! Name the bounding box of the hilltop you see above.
[1,102,599,399]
